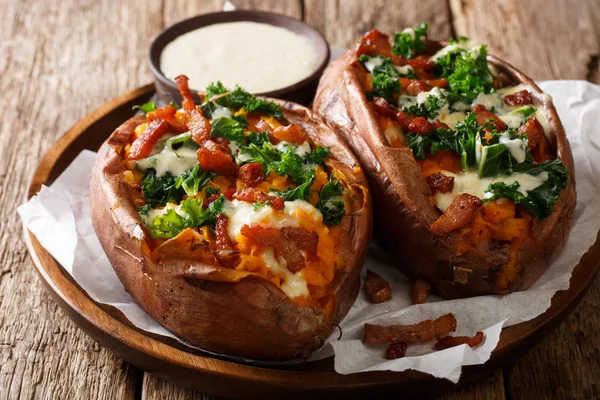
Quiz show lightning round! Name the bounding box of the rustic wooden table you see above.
[2,0,599,399]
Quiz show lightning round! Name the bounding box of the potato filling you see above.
[354,25,568,287]
[122,76,352,307]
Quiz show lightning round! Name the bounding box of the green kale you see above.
[316,177,346,225]
[435,42,493,100]
[204,186,221,197]
[210,117,246,143]
[405,133,433,160]
[150,195,225,239]
[174,164,215,197]
[392,23,429,58]
[246,131,270,146]
[205,82,284,120]
[402,94,446,119]
[253,200,271,211]
[484,159,568,218]
[169,100,180,109]
[132,101,156,115]
[304,146,330,165]
[368,73,401,103]
[141,169,182,207]
[273,176,315,202]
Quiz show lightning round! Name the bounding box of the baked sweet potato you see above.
[314,26,575,298]
[90,76,371,361]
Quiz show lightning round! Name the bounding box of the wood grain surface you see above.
[2,0,599,399]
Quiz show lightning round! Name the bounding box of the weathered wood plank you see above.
[142,374,219,400]
[303,0,453,50]
[162,0,302,26]
[449,0,600,80]
[434,370,505,400]
[0,0,166,398]
[503,276,600,400]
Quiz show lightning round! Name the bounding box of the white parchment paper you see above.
[18,81,600,382]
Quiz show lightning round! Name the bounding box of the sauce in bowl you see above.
[160,21,317,93]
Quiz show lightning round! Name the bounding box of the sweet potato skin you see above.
[313,43,575,299]
[90,101,372,361]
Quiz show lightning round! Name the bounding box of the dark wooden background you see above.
[1,0,599,399]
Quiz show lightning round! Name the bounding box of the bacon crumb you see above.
[174,75,196,112]
[364,269,392,304]
[233,188,285,210]
[412,278,431,304]
[430,194,482,235]
[214,214,239,267]
[408,117,436,135]
[426,173,455,194]
[503,90,533,106]
[385,343,407,360]
[239,163,265,187]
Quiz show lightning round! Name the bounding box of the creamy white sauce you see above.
[434,170,548,212]
[430,39,481,61]
[363,56,384,72]
[160,22,317,93]
[261,248,309,298]
[394,64,415,76]
[498,131,527,163]
[211,106,233,119]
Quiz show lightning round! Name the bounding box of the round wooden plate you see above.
[23,84,600,399]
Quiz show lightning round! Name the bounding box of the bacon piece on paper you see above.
[363,313,457,344]
[364,269,392,304]
[385,343,408,360]
[435,331,485,350]
[412,278,431,304]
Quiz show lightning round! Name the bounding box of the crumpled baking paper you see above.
[18,81,600,382]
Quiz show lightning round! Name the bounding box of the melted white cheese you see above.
[274,141,311,157]
[160,22,317,93]
[394,64,415,76]
[363,56,384,72]
[136,145,198,177]
[222,198,322,298]
[434,170,549,212]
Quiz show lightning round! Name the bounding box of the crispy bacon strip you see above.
[503,90,533,106]
[198,140,238,176]
[372,97,412,131]
[175,75,196,111]
[435,331,485,350]
[473,105,508,132]
[430,194,482,236]
[188,109,211,144]
[127,119,171,160]
[426,172,455,194]
[385,343,407,360]
[400,78,448,91]
[223,188,236,201]
[269,124,306,144]
[356,29,394,58]
[408,117,436,135]
[233,188,285,210]
[240,224,317,274]
[214,214,239,268]
[363,313,457,344]
[147,105,176,121]
[412,278,431,305]
[517,116,553,162]
[238,162,265,187]
[407,55,435,71]
[364,269,392,304]
[282,227,319,256]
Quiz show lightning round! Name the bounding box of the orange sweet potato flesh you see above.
[90,101,372,361]
[314,38,576,299]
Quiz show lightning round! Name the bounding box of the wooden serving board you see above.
[22,84,600,399]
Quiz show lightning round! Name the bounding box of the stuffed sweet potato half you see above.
[314,25,575,298]
[90,76,371,361]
